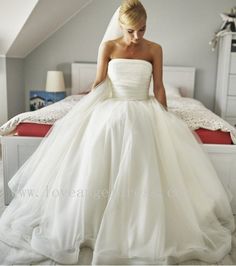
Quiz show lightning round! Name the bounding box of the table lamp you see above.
[46,71,65,92]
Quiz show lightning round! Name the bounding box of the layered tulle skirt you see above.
[0,78,235,264]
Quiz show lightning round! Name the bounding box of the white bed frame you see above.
[1,62,236,215]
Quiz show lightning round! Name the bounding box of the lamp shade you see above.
[46,71,65,92]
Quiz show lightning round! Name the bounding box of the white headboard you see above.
[71,62,196,98]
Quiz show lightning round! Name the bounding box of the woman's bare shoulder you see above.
[99,40,115,52]
[144,40,163,62]
[100,39,121,55]
[98,40,115,61]
[145,39,162,52]
[101,38,123,48]
[99,38,123,60]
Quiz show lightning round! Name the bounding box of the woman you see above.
[93,0,167,111]
[0,0,235,265]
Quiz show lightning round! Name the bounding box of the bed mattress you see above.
[15,122,233,144]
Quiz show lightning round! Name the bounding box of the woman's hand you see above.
[151,44,168,111]
[154,86,168,111]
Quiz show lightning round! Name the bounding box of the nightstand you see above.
[30,90,66,111]
[215,32,236,128]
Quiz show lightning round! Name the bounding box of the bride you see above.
[0,0,235,264]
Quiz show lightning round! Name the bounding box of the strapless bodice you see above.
[108,58,153,100]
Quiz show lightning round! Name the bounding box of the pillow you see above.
[164,83,182,98]
[74,81,94,95]
[83,82,94,93]
[149,80,181,98]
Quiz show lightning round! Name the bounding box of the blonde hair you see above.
[119,0,147,27]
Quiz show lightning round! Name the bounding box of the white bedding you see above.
[0,95,84,136]
[0,94,236,144]
[167,96,236,144]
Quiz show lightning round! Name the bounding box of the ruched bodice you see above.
[108,58,152,100]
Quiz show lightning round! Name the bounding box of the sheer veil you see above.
[100,6,123,45]
[7,6,124,197]
[6,8,125,197]
[93,6,122,90]
[97,6,123,61]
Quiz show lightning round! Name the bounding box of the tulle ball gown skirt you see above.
[0,59,235,265]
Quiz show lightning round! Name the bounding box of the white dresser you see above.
[215,32,236,128]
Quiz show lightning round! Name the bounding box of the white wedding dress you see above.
[0,58,235,265]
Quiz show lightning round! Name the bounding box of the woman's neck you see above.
[122,37,144,49]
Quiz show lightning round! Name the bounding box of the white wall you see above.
[0,57,8,126]
[0,0,38,56]
[144,0,236,111]
[6,58,25,119]
[22,0,236,111]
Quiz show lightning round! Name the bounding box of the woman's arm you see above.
[91,41,113,91]
[151,44,168,111]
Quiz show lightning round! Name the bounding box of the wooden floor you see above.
[0,153,236,265]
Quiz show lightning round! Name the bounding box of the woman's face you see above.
[121,19,146,44]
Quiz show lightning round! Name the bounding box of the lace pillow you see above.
[149,82,181,98]
[165,83,182,98]
[75,82,93,95]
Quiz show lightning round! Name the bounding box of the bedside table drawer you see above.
[226,97,236,116]
[226,117,236,128]
[230,53,236,73]
[228,75,236,96]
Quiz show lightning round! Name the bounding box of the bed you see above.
[1,62,236,214]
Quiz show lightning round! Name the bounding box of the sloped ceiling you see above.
[2,0,93,58]
[0,0,38,56]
